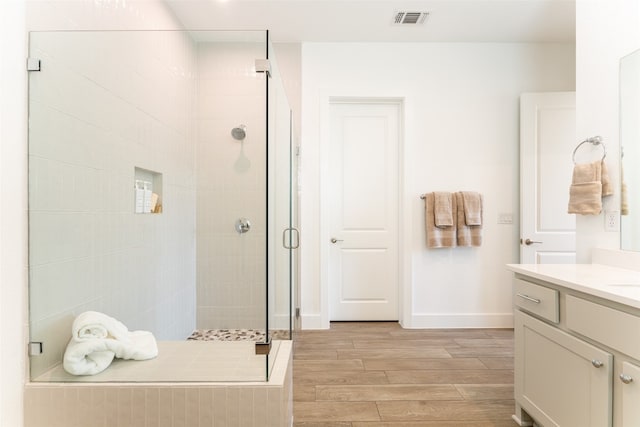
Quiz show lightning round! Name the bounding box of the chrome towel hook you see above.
[572,136,606,164]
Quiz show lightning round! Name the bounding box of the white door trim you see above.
[319,95,408,327]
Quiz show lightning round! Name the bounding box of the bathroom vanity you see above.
[507,263,640,427]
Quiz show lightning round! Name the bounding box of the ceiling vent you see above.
[393,11,429,25]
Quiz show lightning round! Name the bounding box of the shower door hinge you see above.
[29,342,43,356]
[295,307,300,318]
[27,58,41,72]
[255,59,271,77]
[255,338,272,355]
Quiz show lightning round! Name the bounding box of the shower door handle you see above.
[282,228,300,249]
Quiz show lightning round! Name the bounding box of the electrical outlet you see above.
[605,210,620,232]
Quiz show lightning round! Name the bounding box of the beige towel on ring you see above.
[456,192,483,247]
[567,161,605,215]
[425,193,456,248]
[621,163,629,215]
[601,160,613,197]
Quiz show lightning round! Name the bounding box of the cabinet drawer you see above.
[514,278,559,323]
[566,295,640,360]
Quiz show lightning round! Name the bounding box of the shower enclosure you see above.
[27,30,296,382]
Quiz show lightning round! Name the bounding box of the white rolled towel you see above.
[63,339,117,376]
[72,311,131,344]
[63,311,158,376]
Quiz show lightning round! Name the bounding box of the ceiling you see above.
[165,0,576,43]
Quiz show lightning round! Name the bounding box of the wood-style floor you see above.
[292,322,519,427]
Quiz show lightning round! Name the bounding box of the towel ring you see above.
[572,136,606,164]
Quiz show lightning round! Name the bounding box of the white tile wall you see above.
[28,31,198,378]
[195,42,268,329]
[24,341,293,427]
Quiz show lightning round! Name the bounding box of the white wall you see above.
[0,2,27,426]
[300,42,576,329]
[575,0,640,261]
[272,43,302,145]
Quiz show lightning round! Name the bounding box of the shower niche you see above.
[26,30,297,385]
[134,167,162,214]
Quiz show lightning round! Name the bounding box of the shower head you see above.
[231,125,247,141]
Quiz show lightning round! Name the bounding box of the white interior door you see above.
[328,100,399,321]
[520,92,576,264]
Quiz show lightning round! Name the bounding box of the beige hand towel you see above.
[434,192,454,227]
[456,192,483,247]
[461,191,482,226]
[601,160,613,197]
[425,192,456,248]
[567,161,604,215]
[621,163,629,215]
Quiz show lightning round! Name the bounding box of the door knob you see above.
[522,238,542,246]
[330,237,344,244]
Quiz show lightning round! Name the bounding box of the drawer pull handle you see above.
[592,360,604,368]
[516,293,541,304]
[620,374,634,384]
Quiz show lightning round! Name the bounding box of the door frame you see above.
[319,95,408,326]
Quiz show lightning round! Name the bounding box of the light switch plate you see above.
[498,213,513,224]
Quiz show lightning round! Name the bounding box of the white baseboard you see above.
[512,414,534,426]
[405,313,514,329]
[299,313,512,330]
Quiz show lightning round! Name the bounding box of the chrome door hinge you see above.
[255,59,271,77]
[27,58,41,72]
[295,307,300,318]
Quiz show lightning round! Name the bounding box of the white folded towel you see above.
[63,311,158,376]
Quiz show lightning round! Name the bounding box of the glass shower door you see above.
[267,36,296,350]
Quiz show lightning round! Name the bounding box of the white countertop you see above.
[507,263,640,310]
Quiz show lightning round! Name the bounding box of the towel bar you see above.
[573,136,606,164]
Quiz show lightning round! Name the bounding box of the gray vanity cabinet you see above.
[515,310,612,426]
[512,275,640,427]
